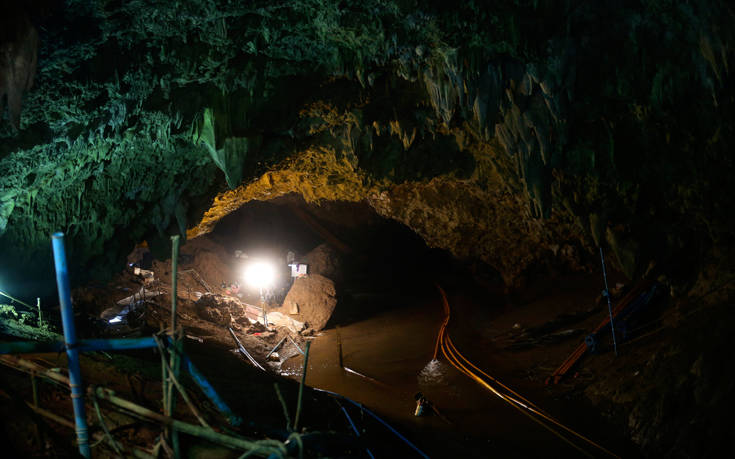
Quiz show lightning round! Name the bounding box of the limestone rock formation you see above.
[0,8,38,130]
[302,243,342,282]
[281,274,337,332]
[0,3,733,453]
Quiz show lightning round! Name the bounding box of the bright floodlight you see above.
[242,260,276,289]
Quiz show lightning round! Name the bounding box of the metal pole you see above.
[266,336,287,360]
[51,232,90,458]
[293,341,311,431]
[260,287,268,328]
[599,247,618,356]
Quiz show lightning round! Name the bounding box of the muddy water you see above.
[281,288,588,458]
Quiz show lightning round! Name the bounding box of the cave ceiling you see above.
[0,0,733,290]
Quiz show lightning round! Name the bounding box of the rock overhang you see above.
[0,0,732,298]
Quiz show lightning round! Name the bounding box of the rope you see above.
[286,432,304,459]
[236,439,287,459]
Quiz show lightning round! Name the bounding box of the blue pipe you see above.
[170,340,242,427]
[81,337,157,351]
[341,406,376,459]
[314,388,430,459]
[51,232,90,458]
[0,337,158,355]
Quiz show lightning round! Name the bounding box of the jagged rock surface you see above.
[1,3,734,454]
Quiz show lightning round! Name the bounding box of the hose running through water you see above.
[432,285,619,458]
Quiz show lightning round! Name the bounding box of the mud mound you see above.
[302,243,342,281]
[194,293,252,327]
[281,274,337,331]
[194,294,231,326]
[143,236,235,298]
[179,237,235,291]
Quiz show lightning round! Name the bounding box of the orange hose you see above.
[433,285,619,458]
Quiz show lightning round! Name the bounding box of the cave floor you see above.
[0,227,652,457]
[0,273,645,458]
[275,269,643,458]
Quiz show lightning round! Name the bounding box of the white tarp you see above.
[116,286,162,305]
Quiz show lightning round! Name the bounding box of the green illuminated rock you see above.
[0,0,732,297]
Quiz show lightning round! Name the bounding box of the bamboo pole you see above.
[170,235,180,333]
[153,336,211,429]
[94,387,279,456]
[159,332,169,449]
[25,398,155,459]
[30,372,38,406]
[292,341,311,432]
[0,361,156,458]
[0,289,33,309]
[0,355,277,457]
[168,234,181,457]
[0,354,69,386]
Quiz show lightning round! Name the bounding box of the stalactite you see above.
[0,10,38,130]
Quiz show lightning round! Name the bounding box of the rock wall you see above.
[2,1,731,294]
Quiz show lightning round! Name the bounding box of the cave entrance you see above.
[202,193,445,328]
[110,191,634,458]
[115,192,452,342]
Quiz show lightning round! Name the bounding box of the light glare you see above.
[242,260,276,289]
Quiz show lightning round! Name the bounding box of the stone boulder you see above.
[302,243,342,281]
[281,274,337,331]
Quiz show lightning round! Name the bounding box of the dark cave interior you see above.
[2,0,735,458]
